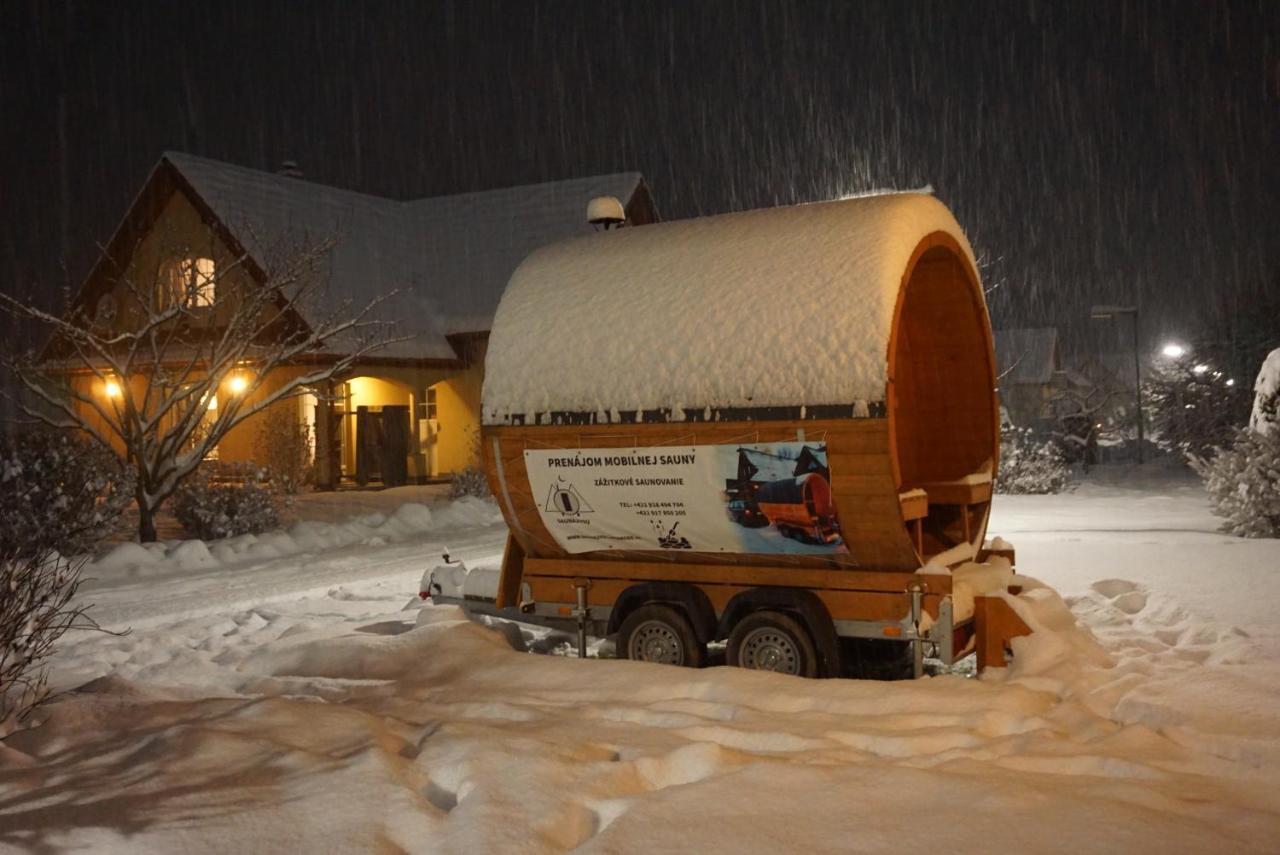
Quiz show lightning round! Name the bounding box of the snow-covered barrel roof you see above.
[482,192,977,425]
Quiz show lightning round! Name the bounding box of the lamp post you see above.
[1091,305,1144,464]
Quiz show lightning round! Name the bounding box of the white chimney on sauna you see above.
[587,196,626,231]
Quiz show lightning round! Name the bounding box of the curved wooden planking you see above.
[483,416,923,572]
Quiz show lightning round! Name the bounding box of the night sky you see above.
[1,0,1275,359]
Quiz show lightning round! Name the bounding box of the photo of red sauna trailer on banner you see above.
[524,442,850,558]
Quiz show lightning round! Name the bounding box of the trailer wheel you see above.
[727,610,818,677]
[618,604,706,668]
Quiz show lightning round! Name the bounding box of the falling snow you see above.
[0,1,1275,365]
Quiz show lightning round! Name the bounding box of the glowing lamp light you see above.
[1192,363,1209,375]
[104,378,122,398]
[227,375,249,395]
[1226,379,1236,387]
[1161,343,1187,359]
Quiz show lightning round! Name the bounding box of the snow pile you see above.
[997,579,1116,686]
[483,193,977,422]
[10,561,1278,853]
[421,559,503,602]
[90,497,502,579]
[4,468,1280,852]
[949,556,1015,620]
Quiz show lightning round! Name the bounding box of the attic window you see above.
[160,256,216,308]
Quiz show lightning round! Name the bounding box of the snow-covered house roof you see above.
[993,327,1060,386]
[483,192,979,423]
[84,152,653,362]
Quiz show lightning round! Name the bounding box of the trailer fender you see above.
[717,588,843,678]
[607,583,718,645]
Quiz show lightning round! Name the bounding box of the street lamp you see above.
[1161,342,1188,359]
[1090,305,1145,464]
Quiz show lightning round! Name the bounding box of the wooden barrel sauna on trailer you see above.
[429,192,1032,678]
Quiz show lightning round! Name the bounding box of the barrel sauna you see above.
[475,192,1006,675]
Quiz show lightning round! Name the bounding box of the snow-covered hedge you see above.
[996,426,1071,495]
[1251,348,1280,436]
[1145,360,1253,460]
[172,468,281,540]
[0,429,133,557]
[1193,353,1280,538]
[1192,427,1280,538]
[256,407,314,495]
[449,428,490,499]
[449,466,490,499]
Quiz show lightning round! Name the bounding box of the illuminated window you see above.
[160,256,216,308]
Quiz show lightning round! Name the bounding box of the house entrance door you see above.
[354,405,410,487]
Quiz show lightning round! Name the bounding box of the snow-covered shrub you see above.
[256,406,314,495]
[996,426,1070,494]
[449,426,491,498]
[1192,352,1280,538]
[1251,348,1280,436]
[1192,427,1280,538]
[1,543,97,734]
[1145,360,1253,460]
[0,429,133,557]
[450,466,491,498]
[172,467,280,540]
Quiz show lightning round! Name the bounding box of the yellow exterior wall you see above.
[432,342,486,474]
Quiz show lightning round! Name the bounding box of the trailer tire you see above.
[727,610,819,678]
[618,604,706,668]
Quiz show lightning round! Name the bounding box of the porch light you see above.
[227,374,249,395]
[104,377,122,398]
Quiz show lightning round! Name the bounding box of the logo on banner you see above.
[543,478,593,516]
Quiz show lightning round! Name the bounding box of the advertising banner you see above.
[524,441,850,558]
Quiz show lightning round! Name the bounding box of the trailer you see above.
[428,191,1032,678]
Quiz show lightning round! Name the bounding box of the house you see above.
[63,152,658,487]
[993,327,1065,429]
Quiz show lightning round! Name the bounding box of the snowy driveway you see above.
[2,470,1278,853]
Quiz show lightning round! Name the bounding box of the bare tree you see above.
[1,232,397,541]
[1048,383,1122,467]
[0,545,98,734]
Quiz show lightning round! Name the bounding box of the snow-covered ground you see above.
[2,467,1279,853]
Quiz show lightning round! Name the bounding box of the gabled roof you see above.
[126,152,650,361]
[993,327,1060,386]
